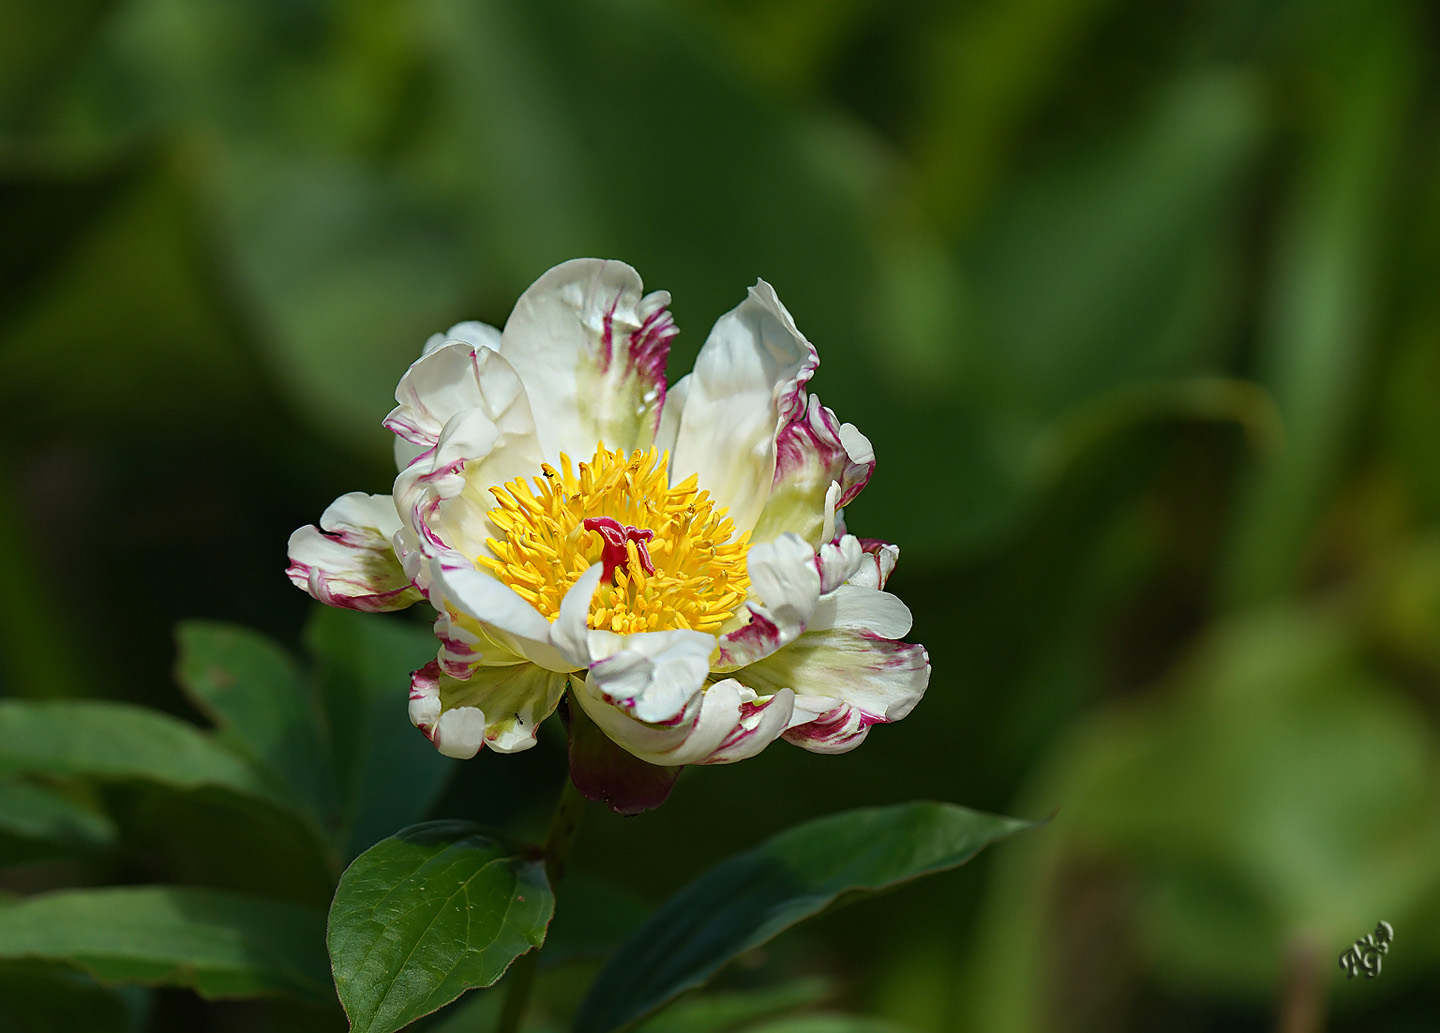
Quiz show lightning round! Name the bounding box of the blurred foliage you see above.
[3,0,1440,1029]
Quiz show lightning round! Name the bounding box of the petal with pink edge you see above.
[408,659,567,758]
[738,584,929,753]
[713,534,821,671]
[696,681,797,765]
[286,492,420,612]
[498,259,676,460]
[386,339,532,472]
[572,676,794,767]
[393,405,545,562]
[551,564,716,724]
[751,394,874,548]
[424,553,575,675]
[670,280,818,534]
[847,539,900,591]
[582,631,715,725]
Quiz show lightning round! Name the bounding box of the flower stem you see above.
[496,774,587,1033]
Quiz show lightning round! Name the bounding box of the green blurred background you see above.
[2,0,1439,1029]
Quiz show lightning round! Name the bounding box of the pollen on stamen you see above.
[476,444,750,635]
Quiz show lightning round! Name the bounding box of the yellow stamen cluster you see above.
[478,445,750,635]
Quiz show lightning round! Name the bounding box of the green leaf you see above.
[0,777,114,860]
[175,621,335,827]
[0,962,140,1033]
[0,700,290,811]
[575,803,1037,1033]
[305,608,456,859]
[328,820,555,1033]
[0,886,331,1003]
[632,979,832,1033]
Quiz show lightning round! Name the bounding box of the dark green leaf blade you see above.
[576,803,1039,1033]
[0,777,114,861]
[327,820,555,1033]
[304,608,455,859]
[175,621,335,826]
[0,886,331,1003]
[0,700,291,811]
[0,962,138,1033]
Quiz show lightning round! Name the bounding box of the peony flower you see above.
[287,259,928,775]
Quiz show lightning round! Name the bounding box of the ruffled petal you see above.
[424,320,502,358]
[572,676,794,766]
[698,681,797,765]
[286,492,420,612]
[408,659,567,758]
[583,630,715,725]
[385,337,529,470]
[712,533,867,673]
[422,551,576,674]
[815,535,865,594]
[713,533,821,671]
[394,404,545,562]
[551,564,716,724]
[737,584,929,754]
[391,324,509,469]
[670,280,818,533]
[847,538,900,591]
[751,394,875,548]
[498,259,676,460]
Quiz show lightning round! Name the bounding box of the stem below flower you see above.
[496,774,587,1033]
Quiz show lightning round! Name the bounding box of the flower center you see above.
[478,445,750,635]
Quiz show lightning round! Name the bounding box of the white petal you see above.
[670,280,818,533]
[819,480,840,547]
[286,492,420,612]
[433,707,488,759]
[425,554,575,673]
[428,320,502,357]
[448,666,567,753]
[713,533,821,671]
[815,535,864,594]
[550,567,715,723]
[748,533,822,623]
[385,343,482,448]
[572,679,699,756]
[551,564,608,669]
[738,584,929,752]
[819,583,913,639]
[655,372,691,458]
[698,682,796,765]
[847,539,900,590]
[408,662,444,735]
[394,406,545,561]
[751,394,875,547]
[572,677,794,767]
[780,699,876,755]
[408,658,568,757]
[582,628,716,724]
[499,259,676,460]
[385,338,529,450]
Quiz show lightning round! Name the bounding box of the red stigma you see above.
[584,516,656,583]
